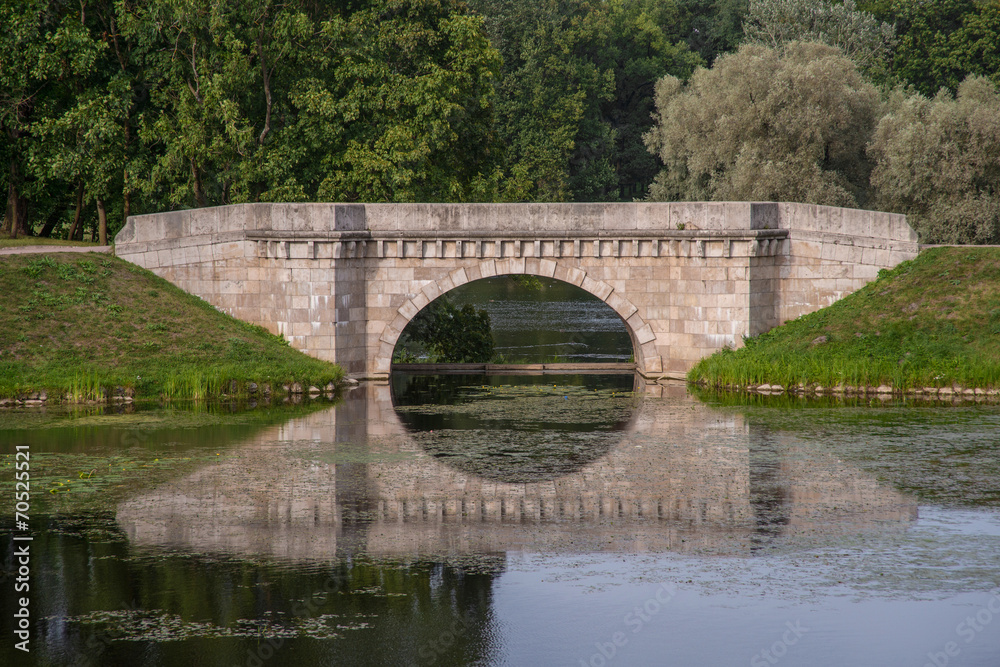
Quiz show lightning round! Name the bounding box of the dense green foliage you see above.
[689,247,1000,390]
[2,0,504,242]
[469,0,701,201]
[0,0,715,240]
[645,30,1000,242]
[869,77,1000,244]
[3,0,999,244]
[394,296,494,363]
[0,252,344,399]
[744,0,896,77]
[860,0,1000,96]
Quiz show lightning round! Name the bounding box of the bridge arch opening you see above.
[380,267,650,371]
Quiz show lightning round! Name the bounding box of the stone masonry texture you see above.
[114,202,918,379]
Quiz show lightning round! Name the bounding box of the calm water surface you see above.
[439,276,633,363]
[2,378,1000,666]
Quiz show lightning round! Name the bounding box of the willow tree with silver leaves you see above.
[643,42,881,206]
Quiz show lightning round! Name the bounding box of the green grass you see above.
[0,238,101,249]
[0,252,344,400]
[689,247,1000,390]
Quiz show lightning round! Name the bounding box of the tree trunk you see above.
[39,201,67,237]
[191,160,207,208]
[122,115,132,222]
[257,27,272,146]
[123,181,131,223]
[4,181,14,239]
[96,197,108,245]
[68,182,84,241]
[6,162,29,239]
[14,197,29,238]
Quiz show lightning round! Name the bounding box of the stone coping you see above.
[116,201,916,245]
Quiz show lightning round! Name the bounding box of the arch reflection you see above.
[116,380,916,562]
[391,373,638,483]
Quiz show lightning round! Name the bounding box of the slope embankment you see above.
[689,247,1000,395]
[0,252,344,403]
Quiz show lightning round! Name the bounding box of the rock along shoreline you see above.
[0,378,358,408]
[700,380,1000,401]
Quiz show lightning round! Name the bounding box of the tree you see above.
[675,0,748,66]
[398,296,494,363]
[468,0,699,202]
[599,0,702,200]
[119,0,502,208]
[743,0,896,79]
[28,24,134,245]
[1,0,102,239]
[119,0,268,209]
[889,0,1000,97]
[869,76,1000,244]
[644,42,881,206]
[468,0,617,201]
[3,0,507,238]
[308,0,502,202]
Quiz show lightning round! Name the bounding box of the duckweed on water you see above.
[50,609,374,641]
[0,398,333,430]
[394,383,638,482]
[0,402,337,515]
[413,429,625,483]
[290,440,419,465]
[698,394,1000,507]
[395,383,637,426]
[1,450,231,513]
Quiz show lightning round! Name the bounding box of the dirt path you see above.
[0,245,112,256]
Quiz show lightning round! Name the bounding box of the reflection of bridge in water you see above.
[117,383,917,560]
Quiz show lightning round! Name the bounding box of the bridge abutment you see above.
[114,202,918,380]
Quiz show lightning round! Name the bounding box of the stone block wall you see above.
[773,203,918,323]
[114,202,918,380]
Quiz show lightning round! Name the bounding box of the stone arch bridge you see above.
[114,202,917,380]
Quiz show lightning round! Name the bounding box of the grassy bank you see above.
[0,252,344,400]
[689,246,1000,391]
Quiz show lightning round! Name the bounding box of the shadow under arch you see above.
[373,261,653,374]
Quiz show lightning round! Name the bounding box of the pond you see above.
[2,378,1000,666]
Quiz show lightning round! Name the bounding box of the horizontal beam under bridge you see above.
[391,363,638,375]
